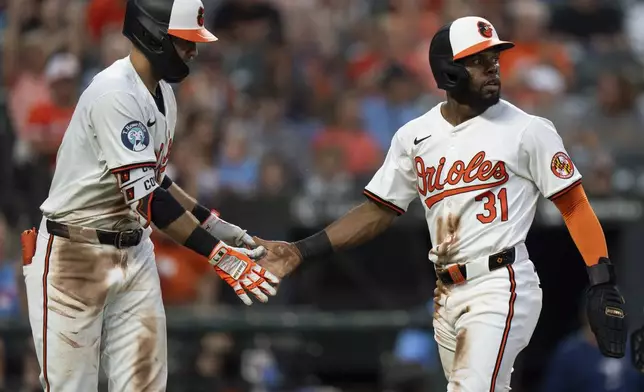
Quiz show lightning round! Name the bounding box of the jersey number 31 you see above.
[475,188,508,224]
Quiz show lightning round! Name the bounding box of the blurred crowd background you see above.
[2,0,644,391]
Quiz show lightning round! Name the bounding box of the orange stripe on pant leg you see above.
[42,235,54,392]
[489,265,517,392]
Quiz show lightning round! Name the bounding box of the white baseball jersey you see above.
[40,56,177,231]
[364,99,581,265]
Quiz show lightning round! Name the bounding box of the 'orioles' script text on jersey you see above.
[365,100,581,265]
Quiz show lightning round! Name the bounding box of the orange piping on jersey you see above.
[490,265,516,391]
[110,161,157,174]
[424,176,509,209]
[42,235,54,392]
[551,182,607,266]
[363,189,405,215]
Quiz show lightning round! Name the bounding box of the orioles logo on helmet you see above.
[550,152,574,179]
[477,21,493,38]
[197,6,205,27]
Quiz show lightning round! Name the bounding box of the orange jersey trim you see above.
[110,161,157,174]
[363,189,405,215]
[490,265,517,391]
[552,183,607,266]
[42,235,54,391]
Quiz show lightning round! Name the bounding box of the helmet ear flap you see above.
[429,53,469,92]
[441,62,469,91]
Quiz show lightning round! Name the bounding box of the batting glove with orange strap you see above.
[208,242,280,306]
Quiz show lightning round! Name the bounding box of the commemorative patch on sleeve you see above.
[550,152,574,179]
[121,121,150,152]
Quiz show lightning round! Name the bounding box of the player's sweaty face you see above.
[172,37,198,63]
[461,49,501,103]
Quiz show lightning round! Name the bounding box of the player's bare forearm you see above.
[254,200,397,278]
[160,211,201,244]
[325,200,397,251]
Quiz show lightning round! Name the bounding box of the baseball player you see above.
[254,16,628,391]
[19,0,279,391]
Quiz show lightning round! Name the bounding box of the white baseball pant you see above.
[23,218,167,391]
[433,244,543,392]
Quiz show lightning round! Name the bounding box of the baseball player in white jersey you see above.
[253,16,628,391]
[19,0,279,391]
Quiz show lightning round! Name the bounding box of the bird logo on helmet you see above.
[429,16,514,93]
[197,6,205,27]
[477,21,493,38]
[122,0,218,84]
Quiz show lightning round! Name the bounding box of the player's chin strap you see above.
[586,257,628,359]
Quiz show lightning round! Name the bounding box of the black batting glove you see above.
[586,257,627,358]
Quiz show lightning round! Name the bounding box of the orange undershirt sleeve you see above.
[551,183,607,266]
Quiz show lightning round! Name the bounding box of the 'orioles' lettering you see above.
[415,151,509,208]
[155,138,173,181]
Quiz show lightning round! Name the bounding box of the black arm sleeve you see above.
[144,187,220,258]
[148,187,185,229]
[160,175,173,190]
[192,203,212,224]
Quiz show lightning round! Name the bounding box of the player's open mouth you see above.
[484,79,500,86]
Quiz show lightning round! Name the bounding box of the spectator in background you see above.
[217,119,259,196]
[24,52,80,168]
[0,214,19,319]
[360,64,423,151]
[152,230,220,308]
[176,49,235,115]
[501,1,572,110]
[540,299,644,392]
[578,72,644,159]
[253,93,310,173]
[85,0,126,44]
[292,147,359,228]
[549,0,625,49]
[176,109,221,201]
[312,92,382,176]
[82,29,131,88]
[4,29,50,142]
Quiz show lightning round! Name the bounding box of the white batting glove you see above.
[202,211,261,251]
[208,242,280,306]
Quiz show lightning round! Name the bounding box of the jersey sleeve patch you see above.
[550,152,574,179]
[121,121,151,152]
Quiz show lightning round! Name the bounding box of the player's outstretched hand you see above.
[208,242,279,306]
[252,237,302,279]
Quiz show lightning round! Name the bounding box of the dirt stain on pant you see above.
[133,314,162,391]
[433,279,450,318]
[450,328,470,392]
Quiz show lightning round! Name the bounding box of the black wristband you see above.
[185,226,220,258]
[294,230,334,261]
[192,203,212,225]
[587,257,616,286]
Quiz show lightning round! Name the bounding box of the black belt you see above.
[436,247,516,285]
[46,220,143,249]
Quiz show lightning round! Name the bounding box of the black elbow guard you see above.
[147,187,188,229]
